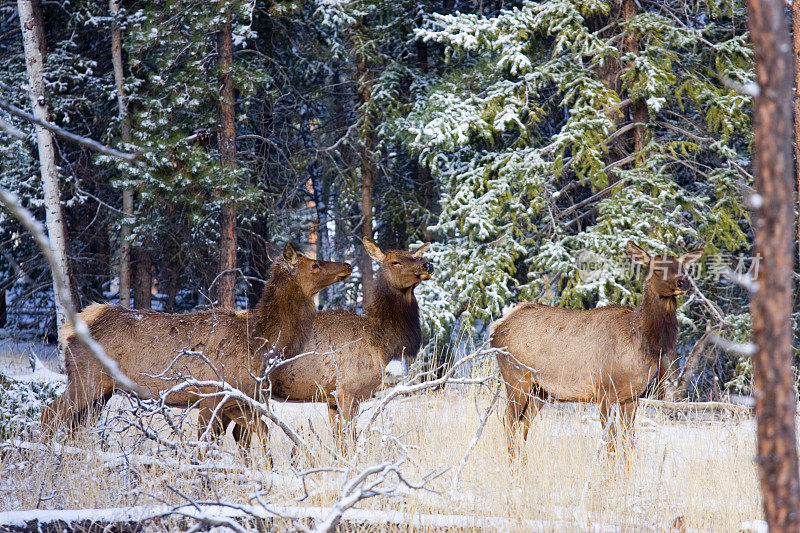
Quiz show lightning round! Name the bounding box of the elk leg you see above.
[41,378,109,438]
[520,395,544,443]
[598,396,617,454]
[504,387,530,459]
[339,396,359,448]
[619,399,637,452]
[226,404,271,460]
[196,405,230,442]
[328,396,358,455]
[327,404,344,453]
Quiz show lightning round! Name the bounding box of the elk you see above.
[41,243,352,444]
[490,241,703,456]
[204,239,433,449]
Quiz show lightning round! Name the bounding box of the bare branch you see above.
[0,116,26,140]
[721,266,760,294]
[708,333,758,357]
[0,92,140,162]
[0,188,147,397]
[720,76,760,97]
[452,382,501,488]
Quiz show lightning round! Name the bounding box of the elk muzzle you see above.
[337,263,353,281]
[419,261,434,280]
[675,277,690,294]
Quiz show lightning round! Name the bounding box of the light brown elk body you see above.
[490,242,703,456]
[207,239,433,448]
[42,243,352,442]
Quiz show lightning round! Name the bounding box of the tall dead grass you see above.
[0,376,763,531]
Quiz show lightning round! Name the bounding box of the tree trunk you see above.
[217,5,237,309]
[415,30,436,242]
[0,289,6,328]
[132,244,152,310]
[17,0,72,367]
[31,0,46,57]
[164,264,179,313]
[621,0,648,160]
[747,0,800,530]
[357,55,376,307]
[312,174,331,307]
[110,0,134,308]
[793,3,800,272]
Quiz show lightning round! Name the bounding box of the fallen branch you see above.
[0,504,625,532]
[639,397,754,415]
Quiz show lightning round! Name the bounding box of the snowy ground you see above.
[0,347,767,532]
[0,328,58,361]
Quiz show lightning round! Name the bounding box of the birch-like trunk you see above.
[110,0,133,308]
[17,0,71,367]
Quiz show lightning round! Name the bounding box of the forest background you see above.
[0,0,787,398]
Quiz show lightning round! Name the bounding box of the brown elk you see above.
[204,239,433,449]
[41,243,352,444]
[490,241,703,456]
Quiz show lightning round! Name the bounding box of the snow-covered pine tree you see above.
[402,0,755,390]
[111,0,264,309]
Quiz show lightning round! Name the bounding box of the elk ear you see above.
[679,247,705,265]
[363,238,385,262]
[282,242,300,267]
[626,241,651,265]
[411,242,431,257]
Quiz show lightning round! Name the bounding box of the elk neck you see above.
[632,281,679,367]
[253,264,316,359]
[366,273,422,364]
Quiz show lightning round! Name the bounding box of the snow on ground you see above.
[0,336,58,361]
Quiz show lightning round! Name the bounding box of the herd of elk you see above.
[490,241,703,455]
[45,238,703,461]
[201,239,433,450]
[42,243,352,443]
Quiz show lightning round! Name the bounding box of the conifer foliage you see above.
[0,0,793,398]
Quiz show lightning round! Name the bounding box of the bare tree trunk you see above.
[415,30,436,243]
[663,327,712,401]
[0,289,6,328]
[110,0,133,308]
[132,243,152,310]
[217,5,237,309]
[313,174,331,307]
[622,0,648,159]
[31,0,46,56]
[357,55,375,307]
[17,0,72,367]
[793,3,800,272]
[747,0,800,530]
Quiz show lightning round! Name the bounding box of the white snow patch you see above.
[739,520,768,533]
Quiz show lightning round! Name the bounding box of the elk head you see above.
[364,239,434,290]
[627,241,704,297]
[272,242,352,297]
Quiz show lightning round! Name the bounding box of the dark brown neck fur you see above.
[253,263,316,360]
[633,282,678,371]
[366,273,422,364]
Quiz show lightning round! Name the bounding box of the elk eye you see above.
[312,264,320,269]
[392,261,401,266]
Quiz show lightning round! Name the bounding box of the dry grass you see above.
[0,373,764,531]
